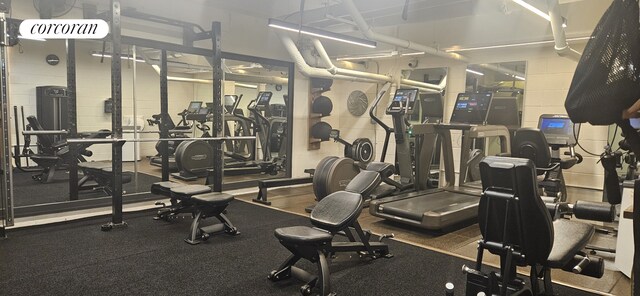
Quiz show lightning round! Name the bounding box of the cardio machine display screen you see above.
[256,92,273,107]
[188,101,203,113]
[538,116,577,146]
[388,89,418,112]
[450,93,492,124]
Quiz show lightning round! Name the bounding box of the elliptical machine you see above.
[148,101,199,171]
[172,93,283,181]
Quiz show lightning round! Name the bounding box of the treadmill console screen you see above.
[538,114,579,146]
[631,118,640,129]
[187,101,203,113]
[388,88,418,113]
[450,93,492,124]
[256,91,273,107]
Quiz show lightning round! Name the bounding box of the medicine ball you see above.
[312,96,333,116]
[310,122,333,141]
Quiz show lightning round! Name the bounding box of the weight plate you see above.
[323,157,359,200]
[313,156,339,200]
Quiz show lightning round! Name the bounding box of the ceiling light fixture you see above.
[235,83,258,89]
[268,18,376,48]
[512,0,567,27]
[466,69,485,76]
[401,51,425,56]
[18,35,46,41]
[336,51,397,61]
[445,36,591,53]
[91,52,145,62]
[513,75,526,81]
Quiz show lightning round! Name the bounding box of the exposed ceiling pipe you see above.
[342,0,467,62]
[311,38,392,82]
[400,76,446,93]
[311,38,442,93]
[279,33,379,83]
[547,0,581,61]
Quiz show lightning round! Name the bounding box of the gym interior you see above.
[0,0,637,295]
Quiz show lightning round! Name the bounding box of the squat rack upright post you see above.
[102,0,127,231]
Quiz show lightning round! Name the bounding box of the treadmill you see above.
[369,91,510,230]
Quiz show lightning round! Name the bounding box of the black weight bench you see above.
[151,182,239,244]
[77,162,132,195]
[253,169,315,205]
[462,157,604,296]
[269,170,392,296]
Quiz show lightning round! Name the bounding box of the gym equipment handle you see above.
[67,136,256,144]
[22,130,68,135]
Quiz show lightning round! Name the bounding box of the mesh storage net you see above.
[565,0,640,126]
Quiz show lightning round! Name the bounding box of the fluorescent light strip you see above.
[268,18,376,49]
[400,51,425,56]
[91,52,145,62]
[513,0,550,21]
[514,75,526,81]
[445,36,591,53]
[336,52,396,61]
[18,35,46,41]
[466,69,485,76]
[235,83,258,89]
[512,0,567,27]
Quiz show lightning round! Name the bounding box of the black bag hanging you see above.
[565,0,640,126]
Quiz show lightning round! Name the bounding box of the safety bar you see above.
[22,130,69,135]
[66,136,256,144]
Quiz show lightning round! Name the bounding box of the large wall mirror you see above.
[221,59,290,185]
[465,61,527,156]
[465,61,526,128]
[9,37,293,218]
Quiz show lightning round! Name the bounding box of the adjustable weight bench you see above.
[269,169,392,296]
[462,156,604,296]
[25,116,111,183]
[77,162,133,195]
[151,181,239,244]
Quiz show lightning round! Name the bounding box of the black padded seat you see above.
[546,219,595,268]
[171,185,211,199]
[366,162,394,177]
[151,181,183,196]
[100,167,133,182]
[191,192,234,205]
[344,170,382,198]
[310,191,363,233]
[275,226,333,244]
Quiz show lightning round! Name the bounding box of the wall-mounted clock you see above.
[347,90,369,116]
[275,84,283,91]
[46,54,60,66]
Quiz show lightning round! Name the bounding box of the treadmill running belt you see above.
[379,191,479,227]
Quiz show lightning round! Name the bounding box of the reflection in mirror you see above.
[406,67,447,186]
[222,59,290,184]
[10,39,70,209]
[465,62,526,156]
[406,68,446,124]
[465,61,526,128]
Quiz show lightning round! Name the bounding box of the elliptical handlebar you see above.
[369,83,394,134]
[369,82,393,162]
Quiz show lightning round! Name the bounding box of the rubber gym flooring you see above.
[0,198,595,295]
